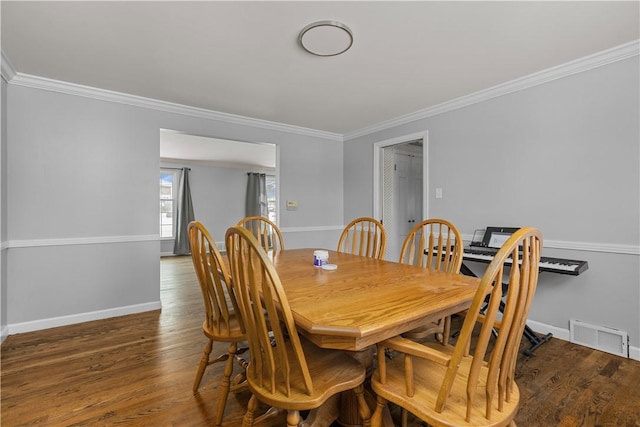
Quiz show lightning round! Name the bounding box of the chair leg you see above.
[242,394,259,427]
[442,316,451,345]
[214,342,239,427]
[193,339,213,392]
[371,395,388,427]
[401,407,408,427]
[286,410,301,427]
[354,384,371,427]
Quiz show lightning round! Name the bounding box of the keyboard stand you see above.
[460,262,552,355]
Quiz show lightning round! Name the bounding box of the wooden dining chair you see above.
[188,221,248,427]
[225,225,371,427]
[237,215,285,254]
[371,227,542,427]
[399,218,463,344]
[337,217,386,259]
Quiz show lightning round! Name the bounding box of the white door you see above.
[376,133,428,262]
[386,148,423,262]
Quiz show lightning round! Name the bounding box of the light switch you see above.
[435,188,443,199]
[286,200,298,210]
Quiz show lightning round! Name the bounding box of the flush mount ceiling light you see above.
[298,20,353,57]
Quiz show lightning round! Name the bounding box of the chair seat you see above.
[372,353,519,427]
[202,315,245,342]
[246,337,366,411]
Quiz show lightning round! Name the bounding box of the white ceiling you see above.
[2,1,639,137]
[160,130,276,169]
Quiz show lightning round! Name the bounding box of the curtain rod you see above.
[161,167,191,171]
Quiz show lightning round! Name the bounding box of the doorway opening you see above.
[373,131,428,261]
[159,129,278,256]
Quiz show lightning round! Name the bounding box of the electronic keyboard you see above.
[463,248,589,276]
[456,226,588,355]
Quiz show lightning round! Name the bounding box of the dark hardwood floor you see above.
[2,256,639,426]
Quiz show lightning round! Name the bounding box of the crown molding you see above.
[1,50,17,83]
[7,73,343,142]
[344,40,640,141]
[3,40,638,143]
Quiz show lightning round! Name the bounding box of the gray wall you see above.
[156,160,345,254]
[6,83,343,331]
[344,57,640,349]
[159,160,260,254]
[4,48,638,357]
[1,75,7,340]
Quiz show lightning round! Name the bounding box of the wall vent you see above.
[569,319,628,358]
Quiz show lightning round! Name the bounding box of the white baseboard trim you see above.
[1,325,8,344]
[7,301,162,336]
[160,252,179,257]
[526,319,639,361]
[526,319,571,342]
[4,306,639,361]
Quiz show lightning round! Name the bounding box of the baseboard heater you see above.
[570,319,628,358]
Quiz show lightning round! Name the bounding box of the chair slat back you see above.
[237,216,285,254]
[337,217,386,259]
[225,226,313,397]
[188,221,243,336]
[437,227,542,421]
[399,219,463,273]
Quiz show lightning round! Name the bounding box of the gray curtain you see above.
[173,167,195,255]
[246,172,267,217]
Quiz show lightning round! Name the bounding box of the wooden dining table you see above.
[271,248,481,350]
[261,248,482,426]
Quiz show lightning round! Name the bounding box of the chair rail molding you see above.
[7,234,159,249]
[280,225,344,233]
[460,233,639,255]
[7,232,638,255]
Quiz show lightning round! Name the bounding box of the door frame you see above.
[372,130,429,223]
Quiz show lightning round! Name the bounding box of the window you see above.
[160,169,180,238]
[266,175,277,223]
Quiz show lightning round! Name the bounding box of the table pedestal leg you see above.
[334,347,394,427]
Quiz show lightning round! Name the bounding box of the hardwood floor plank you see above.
[2,256,639,426]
